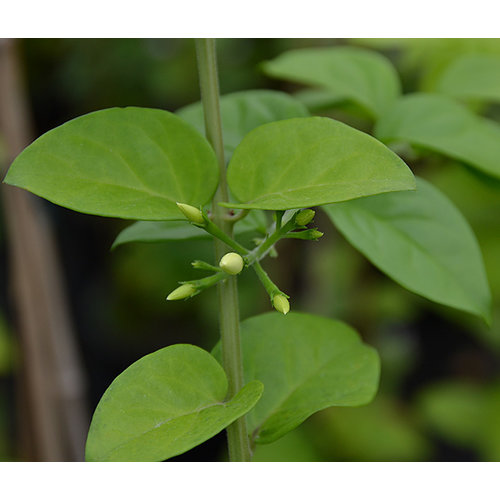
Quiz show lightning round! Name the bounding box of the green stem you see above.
[246,211,299,265]
[253,260,288,299]
[202,217,250,255]
[195,38,251,462]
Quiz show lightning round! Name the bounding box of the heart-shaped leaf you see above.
[323,176,491,323]
[223,117,415,210]
[4,107,219,220]
[375,93,500,180]
[177,90,309,161]
[261,46,401,118]
[214,312,380,444]
[434,54,500,103]
[85,344,263,461]
[111,210,268,249]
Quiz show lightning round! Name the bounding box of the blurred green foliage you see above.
[1,38,499,461]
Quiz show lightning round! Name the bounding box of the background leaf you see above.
[323,177,492,323]
[215,312,380,444]
[434,54,500,103]
[85,344,263,461]
[224,116,415,210]
[4,107,219,220]
[111,210,268,249]
[261,46,401,118]
[177,90,309,161]
[375,93,500,180]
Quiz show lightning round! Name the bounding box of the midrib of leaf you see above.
[234,177,410,207]
[100,400,226,460]
[332,204,486,308]
[36,151,180,203]
[148,114,198,201]
[69,132,163,195]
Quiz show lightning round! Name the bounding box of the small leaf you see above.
[85,344,263,461]
[177,90,309,160]
[323,176,492,323]
[375,93,500,180]
[261,46,401,118]
[111,210,268,249]
[224,117,415,210]
[214,312,380,444]
[434,54,500,103]
[4,107,219,220]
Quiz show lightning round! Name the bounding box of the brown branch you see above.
[0,38,89,461]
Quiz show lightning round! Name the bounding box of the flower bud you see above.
[176,202,205,225]
[309,229,324,240]
[219,252,244,275]
[273,294,290,315]
[166,283,197,301]
[295,209,315,226]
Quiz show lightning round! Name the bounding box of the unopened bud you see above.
[273,294,290,315]
[166,283,197,301]
[295,209,315,226]
[309,229,324,240]
[176,202,205,225]
[219,252,244,275]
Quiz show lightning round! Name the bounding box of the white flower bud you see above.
[166,283,197,301]
[219,252,244,275]
[176,202,205,225]
[273,294,290,315]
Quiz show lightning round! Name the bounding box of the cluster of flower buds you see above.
[166,251,245,301]
[168,203,325,315]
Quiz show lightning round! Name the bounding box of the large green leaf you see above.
[176,90,309,160]
[324,177,491,323]
[4,107,219,220]
[85,344,263,461]
[215,312,380,444]
[434,54,500,103]
[261,46,401,118]
[375,93,500,179]
[111,210,268,249]
[223,117,415,210]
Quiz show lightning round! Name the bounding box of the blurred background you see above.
[0,38,499,461]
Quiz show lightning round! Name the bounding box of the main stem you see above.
[195,39,251,462]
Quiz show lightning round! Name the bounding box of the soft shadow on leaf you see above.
[375,93,500,180]
[261,46,401,118]
[176,89,309,161]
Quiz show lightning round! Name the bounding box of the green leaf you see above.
[214,312,380,444]
[177,90,309,160]
[434,54,500,103]
[323,176,491,323]
[85,344,263,461]
[111,210,268,249]
[4,107,219,220]
[375,93,500,180]
[261,46,401,118]
[223,116,415,211]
